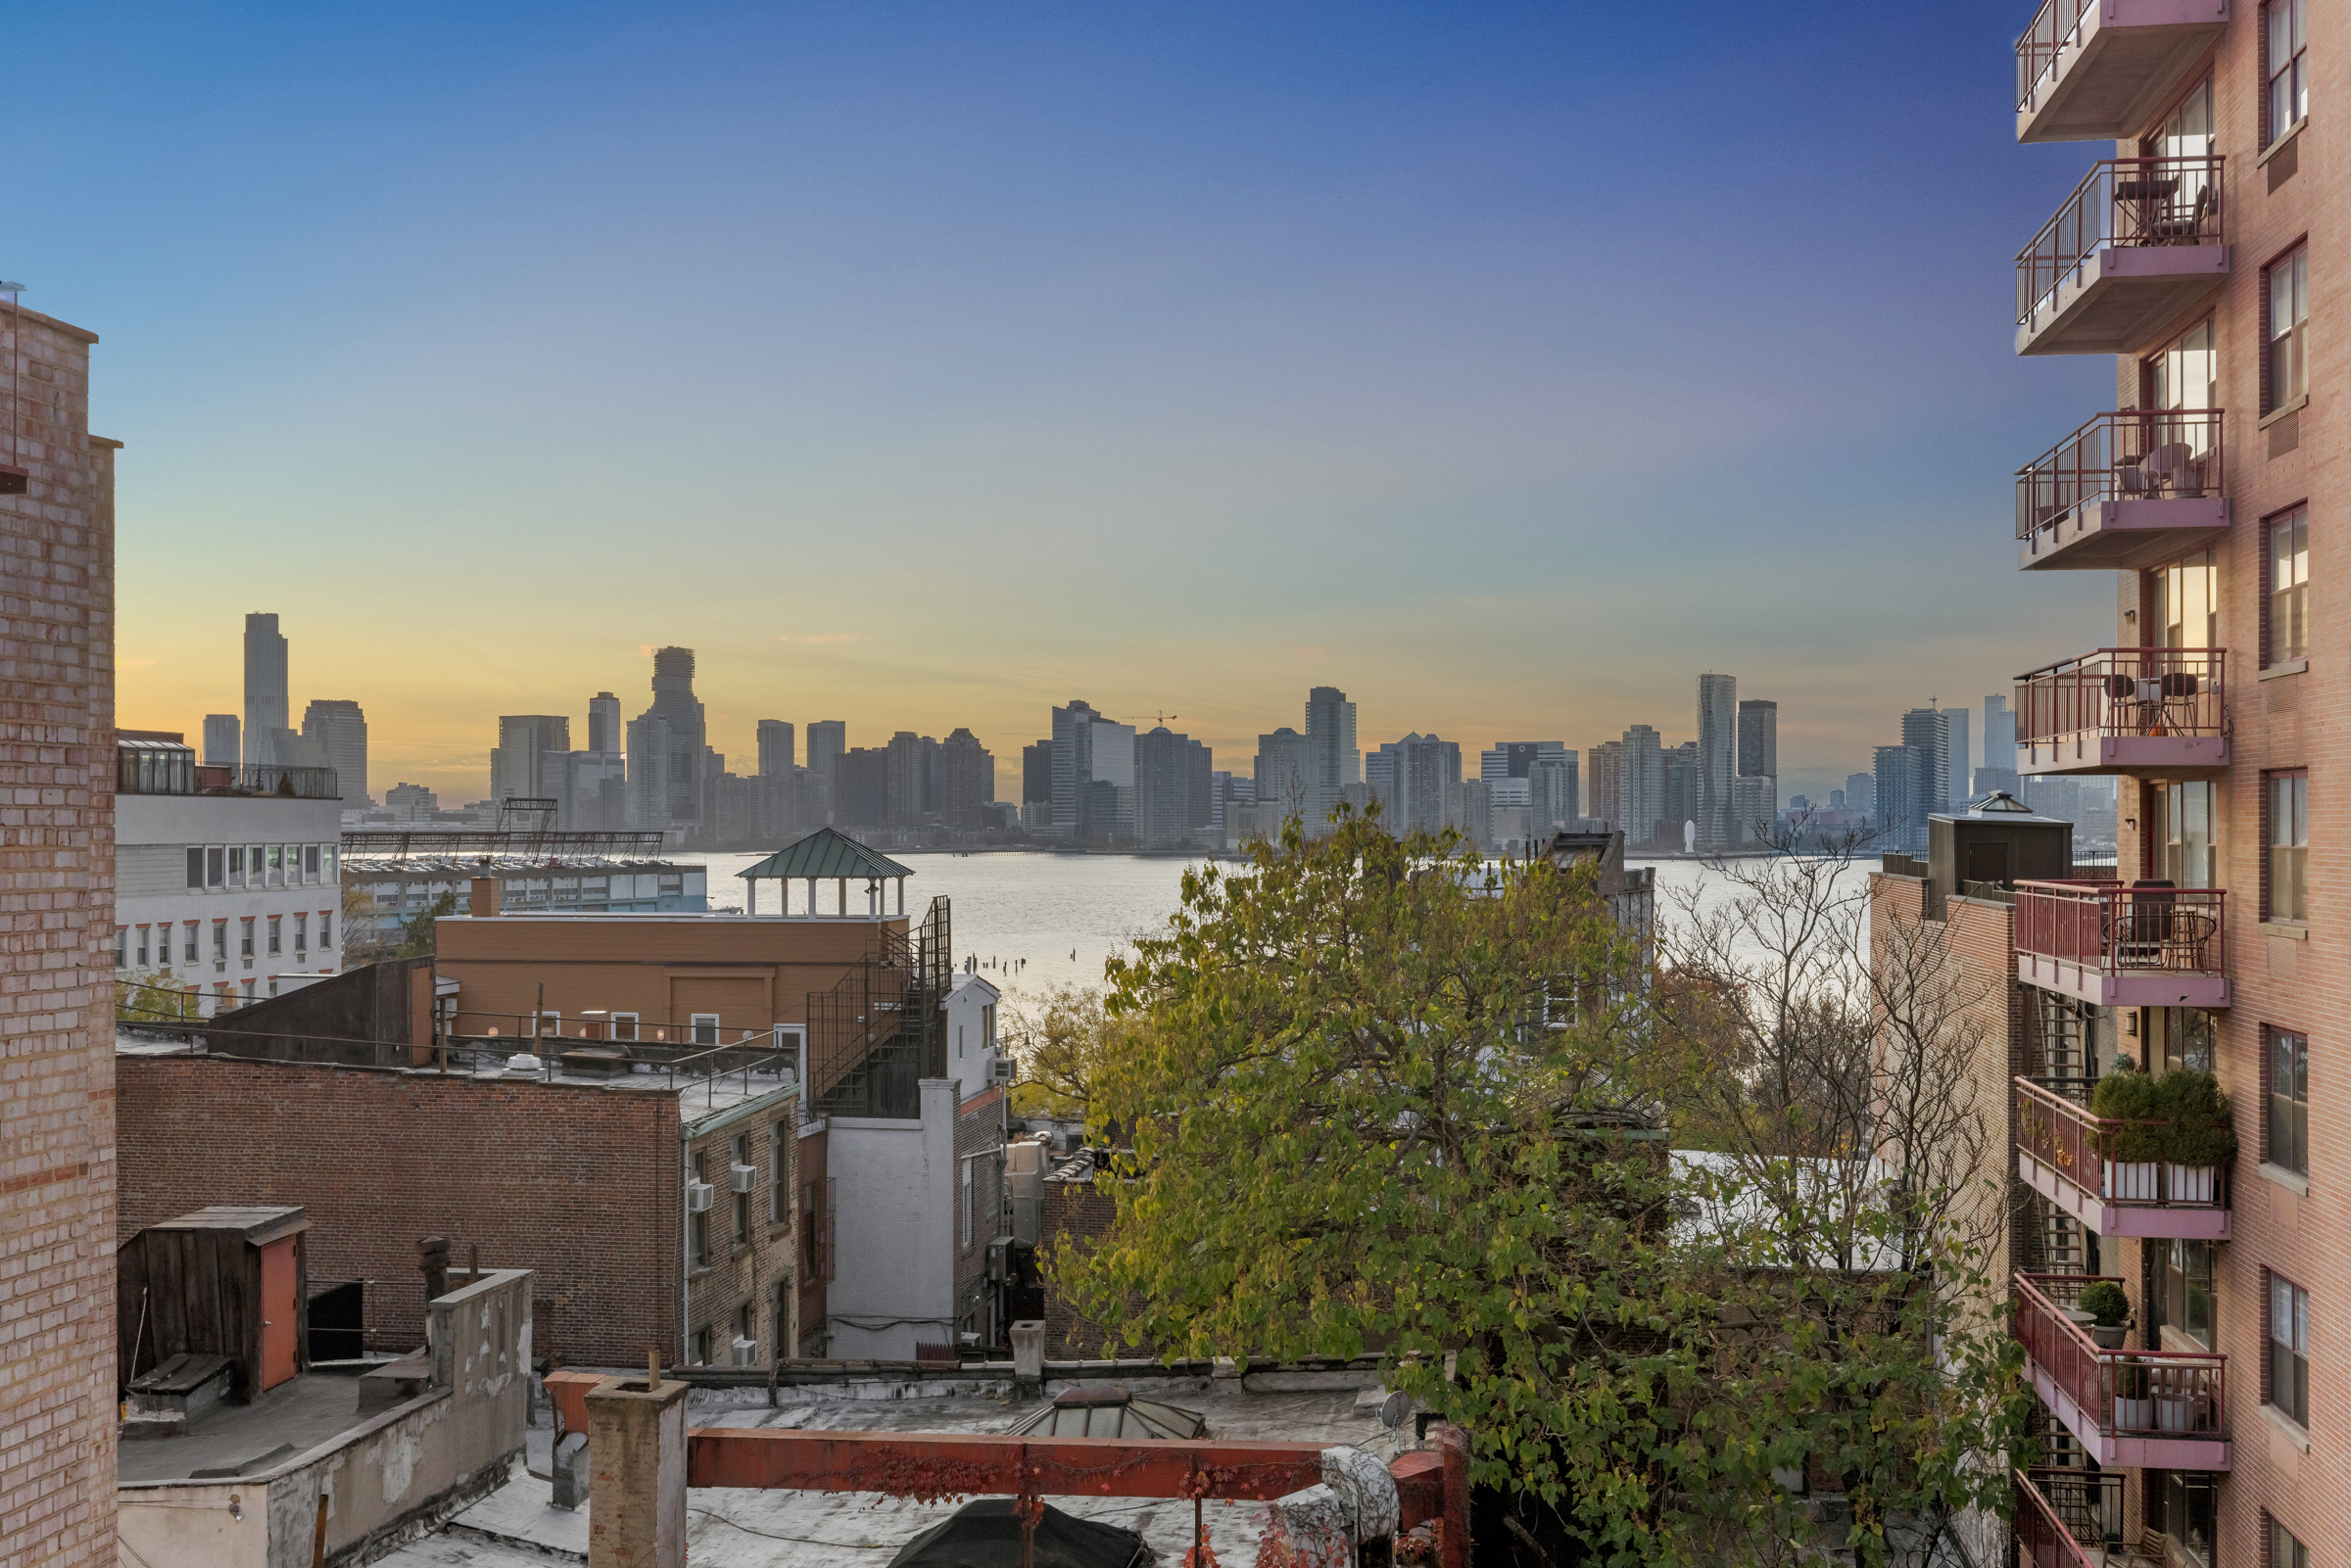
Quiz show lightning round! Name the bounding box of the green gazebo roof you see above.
[738,828,914,882]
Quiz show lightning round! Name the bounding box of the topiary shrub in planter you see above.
[2090,1072,2166,1161]
[2152,1069,2237,1169]
[2077,1280,2131,1328]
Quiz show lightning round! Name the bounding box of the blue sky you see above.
[9,1,2117,801]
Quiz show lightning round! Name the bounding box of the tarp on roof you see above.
[738,827,915,882]
[887,1498,1149,1568]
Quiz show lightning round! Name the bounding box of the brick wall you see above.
[953,1085,1004,1339]
[683,1096,797,1365]
[0,304,116,1568]
[117,1056,681,1367]
[1039,1160,1123,1359]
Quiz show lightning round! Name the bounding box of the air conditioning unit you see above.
[731,1336,759,1366]
[987,1056,1016,1085]
[685,1181,715,1213]
[728,1164,757,1194]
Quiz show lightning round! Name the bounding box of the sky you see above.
[9,1,2121,804]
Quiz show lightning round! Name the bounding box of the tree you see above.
[397,891,460,959]
[117,972,203,1025]
[342,882,398,966]
[1005,983,1124,1117]
[1056,810,2025,1566]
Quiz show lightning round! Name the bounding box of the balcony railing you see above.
[2013,1467,2124,1568]
[2013,1272,2229,1469]
[120,755,343,800]
[2014,879,2228,1009]
[2013,647,2226,776]
[2018,156,2223,322]
[2014,1076,2231,1239]
[2016,407,2223,538]
[2013,0,2231,143]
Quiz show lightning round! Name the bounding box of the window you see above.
[2271,1517,2310,1568]
[135,927,149,967]
[294,913,308,954]
[2270,1027,2310,1174]
[2154,1007,2216,1074]
[2267,0,2309,145]
[304,843,319,880]
[183,923,199,964]
[2270,1273,2311,1426]
[239,917,255,959]
[2160,550,2215,651]
[692,1325,712,1366]
[2268,771,2308,922]
[227,845,245,888]
[185,847,205,889]
[983,1003,996,1048]
[2267,244,2310,413]
[769,1121,789,1224]
[2267,507,2309,665]
[691,1154,711,1266]
[114,927,126,968]
[732,1135,751,1245]
[266,915,281,956]
[2158,781,2216,888]
[266,844,283,887]
[2158,1239,2216,1349]
[962,1160,974,1250]
[772,1279,792,1362]
[692,1014,720,1046]
[206,845,224,888]
[2158,1471,2216,1566]
[610,1012,638,1042]
[320,911,332,949]
[322,844,337,883]
[212,922,227,963]
[957,1022,965,1060]
[735,1303,754,1359]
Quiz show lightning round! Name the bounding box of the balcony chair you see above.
[2149,183,2214,244]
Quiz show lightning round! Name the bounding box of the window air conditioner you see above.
[686,1181,715,1212]
[987,1057,1016,1085]
[731,1336,759,1367]
[728,1164,757,1194]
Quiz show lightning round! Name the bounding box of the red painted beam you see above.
[685,1429,1332,1500]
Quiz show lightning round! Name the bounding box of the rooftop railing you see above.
[2013,1272,2227,1449]
[120,756,344,800]
[2016,156,2224,325]
[2015,646,2225,743]
[2015,879,2225,981]
[2015,408,2223,540]
[2014,1075,2231,1232]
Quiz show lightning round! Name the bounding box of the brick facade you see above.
[682,1097,799,1367]
[0,305,116,1568]
[119,1054,702,1368]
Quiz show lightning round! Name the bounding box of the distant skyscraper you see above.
[300,698,368,803]
[1732,775,1775,845]
[1697,673,1737,848]
[1367,735,1460,834]
[587,691,623,755]
[1621,725,1665,846]
[1136,726,1213,848]
[1899,707,1951,828]
[1022,740,1052,807]
[1663,741,1700,845]
[1845,772,1877,818]
[757,721,795,778]
[1942,704,1973,810]
[1874,743,1929,855]
[639,647,707,830]
[1976,693,2020,800]
[885,732,939,828]
[242,612,288,766]
[1053,700,1136,841]
[807,721,845,819]
[1586,739,1624,831]
[202,714,240,768]
[492,715,571,803]
[625,713,672,830]
[941,728,993,830]
[1529,755,1579,831]
[1481,741,1568,782]
[1254,727,1314,822]
[1736,699,1778,813]
[1303,687,1360,832]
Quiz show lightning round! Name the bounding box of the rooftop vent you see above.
[1006,1383,1209,1441]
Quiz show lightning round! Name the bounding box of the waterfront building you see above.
[1051,700,1136,842]
[1303,686,1360,831]
[638,646,706,832]
[758,720,795,777]
[1662,741,1700,845]
[1254,725,1314,824]
[886,731,940,829]
[836,745,889,829]
[1872,743,1926,856]
[1529,754,1579,831]
[1367,734,1460,836]
[1621,725,1665,848]
[1731,775,1774,846]
[491,714,571,804]
[588,690,623,754]
[941,728,993,832]
[1942,703,1973,811]
[1899,707,1951,828]
[384,782,438,820]
[202,712,239,767]
[1697,672,1737,848]
[1844,771,1876,820]
[1736,698,1777,799]
[625,712,672,832]
[243,612,288,766]
[301,697,368,805]
[1976,693,2021,801]
[1136,726,1212,849]
[1586,738,1623,832]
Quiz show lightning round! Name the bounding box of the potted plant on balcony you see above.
[2110,1355,2152,1433]
[2153,1069,2235,1205]
[2076,1280,2132,1351]
[2090,1072,2164,1203]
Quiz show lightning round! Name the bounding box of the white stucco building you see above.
[116,732,347,1017]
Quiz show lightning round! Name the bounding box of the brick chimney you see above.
[469,877,502,918]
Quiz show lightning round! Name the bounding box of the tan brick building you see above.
[1991,3,2347,1559]
[0,299,118,1568]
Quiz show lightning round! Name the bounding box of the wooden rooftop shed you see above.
[118,1205,312,1402]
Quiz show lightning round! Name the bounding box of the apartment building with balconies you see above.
[1997,3,2337,1562]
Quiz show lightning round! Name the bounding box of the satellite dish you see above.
[1378,1391,1412,1430]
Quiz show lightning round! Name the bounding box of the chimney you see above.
[469,877,502,918]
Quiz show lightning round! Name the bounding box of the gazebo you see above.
[738,827,915,918]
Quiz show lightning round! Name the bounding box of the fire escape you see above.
[805,895,952,1119]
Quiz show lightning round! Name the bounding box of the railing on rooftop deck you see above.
[2012,1273,2227,1443]
[2015,646,2225,742]
[2015,408,2223,540]
[2014,879,2226,978]
[2017,156,2224,325]
[118,753,341,800]
[2014,1075,2231,1213]
[2013,1467,2123,1568]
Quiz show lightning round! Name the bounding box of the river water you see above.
[668,850,1885,1009]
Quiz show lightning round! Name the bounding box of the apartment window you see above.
[185,847,205,889]
[240,978,256,1002]
[135,927,149,967]
[983,1002,996,1047]
[2157,1240,2216,1349]
[267,844,284,887]
[303,843,319,880]
[2267,506,2310,666]
[206,845,224,887]
[692,1325,712,1366]
[183,923,199,964]
[2267,771,2309,922]
[2267,0,2309,145]
[772,1279,792,1361]
[266,915,281,956]
[2270,1273,2312,1425]
[610,1012,638,1042]
[294,913,308,954]
[956,1022,965,1060]
[692,1014,720,1046]
[2158,781,2217,888]
[227,846,245,887]
[769,1121,788,1224]
[2267,244,2310,413]
[212,922,227,963]
[2271,1517,2310,1568]
[732,1135,752,1245]
[319,911,333,949]
[2270,1027,2310,1174]
[239,917,255,959]
[114,927,126,968]
[962,1160,974,1250]
[2158,1471,2216,1567]
[735,1303,754,1359]
[691,1154,711,1267]
[2160,550,2216,651]
[322,845,337,882]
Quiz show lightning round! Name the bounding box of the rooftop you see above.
[120,1367,392,1486]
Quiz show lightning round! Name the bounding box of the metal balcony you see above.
[2015,880,2227,1009]
[2017,157,2226,356]
[2013,1273,2230,1470]
[2014,647,2226,777]
[2015,0,2231,145]
[2013,1467,2127,1568]
[2016,409,2227,570]
[2014,1077,2231,1240]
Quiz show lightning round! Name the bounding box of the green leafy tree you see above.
[1005,983,1125,1117]
[1058,811,2026,1566]
[397,891,460,959]
[116,972,203,1025]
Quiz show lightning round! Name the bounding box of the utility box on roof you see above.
[118,1206,311,1402]
[1927,796,2075,914]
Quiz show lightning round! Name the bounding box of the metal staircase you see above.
[807,896,952,1119]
